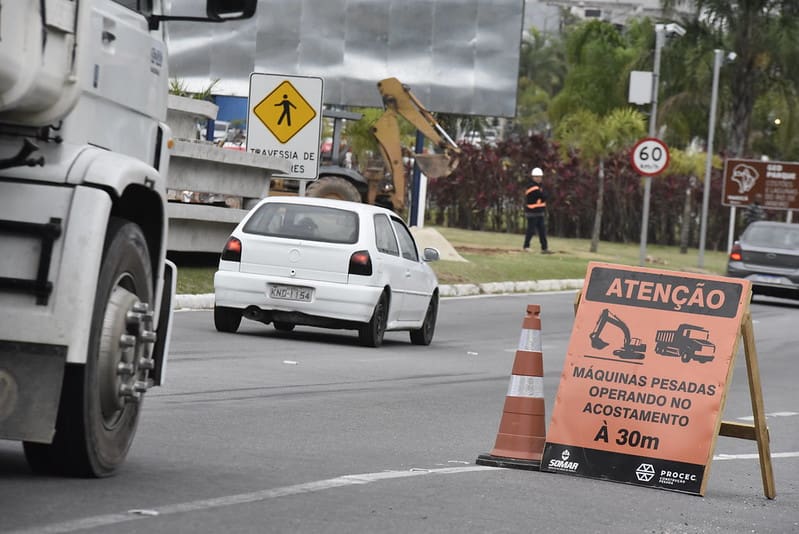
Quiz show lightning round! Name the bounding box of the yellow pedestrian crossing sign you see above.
[247,73,324,180]
[253,81,316,143]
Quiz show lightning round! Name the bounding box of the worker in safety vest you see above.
[522,167,553,254]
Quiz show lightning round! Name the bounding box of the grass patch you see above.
[174,226,731,294]
[433,227,729,284]
[175,266,217,295]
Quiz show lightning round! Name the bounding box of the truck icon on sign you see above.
[654,324,716,363]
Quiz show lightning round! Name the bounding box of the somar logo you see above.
[636,463,655,482]
[547,449,579,472]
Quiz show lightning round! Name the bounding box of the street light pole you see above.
[639,25,665,266]
[698,49,723,268]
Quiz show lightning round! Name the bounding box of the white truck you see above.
[0,0,256,477]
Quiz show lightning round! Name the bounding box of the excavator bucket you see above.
[414,153,459,179]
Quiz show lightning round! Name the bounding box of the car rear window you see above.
[744,225,799,250]
[242,203,359,244]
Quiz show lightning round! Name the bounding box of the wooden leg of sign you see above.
[719,312,776,499]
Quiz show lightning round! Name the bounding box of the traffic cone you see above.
[476,304,546,470]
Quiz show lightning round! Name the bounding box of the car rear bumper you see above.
[214,270,382,323]
[727,263,799,297]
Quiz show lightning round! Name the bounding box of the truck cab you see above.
[0,0,256,477]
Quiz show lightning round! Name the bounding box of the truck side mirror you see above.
[207,0,257,21]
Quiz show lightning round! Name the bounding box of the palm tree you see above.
[556,108,646,252]
[662,0,799,156]
[549,20,638,124]
[662,148,710,253]
[514,27,566,135]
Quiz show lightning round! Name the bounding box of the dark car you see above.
[727,221,799,299]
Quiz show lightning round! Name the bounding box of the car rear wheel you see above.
[214,305,242,333]
[273,321,295,332]
[410,293,438,346]
[359,292,388,347]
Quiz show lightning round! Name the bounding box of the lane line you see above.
[8,447,799,534]
[714,452,799,460]
[4,466,494,534]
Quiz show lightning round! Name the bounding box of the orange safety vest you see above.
[525,185,547,212]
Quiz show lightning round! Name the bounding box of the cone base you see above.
[475,453,541,471]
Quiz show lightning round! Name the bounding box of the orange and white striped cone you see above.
[476,304,546,470]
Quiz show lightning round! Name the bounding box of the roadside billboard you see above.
[722,158,799,210]
[165,0,524,117]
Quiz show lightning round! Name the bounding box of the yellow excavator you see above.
[276,77,461,211]
[368,77,461,210]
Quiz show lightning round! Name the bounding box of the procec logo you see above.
[635,463,655,482]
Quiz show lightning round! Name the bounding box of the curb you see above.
[174,279,585,311]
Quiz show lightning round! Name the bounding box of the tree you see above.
[663,0,799,156]
[549,20,639,124]
[514,27,566,136]
[662,149,706,253]
[556,108,646,252]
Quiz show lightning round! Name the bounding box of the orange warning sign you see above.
[542,262,751,495]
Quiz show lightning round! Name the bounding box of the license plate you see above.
[749,274,784,284]
[269,284,313,302]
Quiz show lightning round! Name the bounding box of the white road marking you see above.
[714,452,799,460]
[738,412,798,421]
[5,466,494,534]
[10,446,798,534]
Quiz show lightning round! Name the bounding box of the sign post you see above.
[542,262,775,498]
[247,73,324,180]
[632,137,670,267]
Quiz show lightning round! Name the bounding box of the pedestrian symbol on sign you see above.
[253,80,316,143]
[275,94,296,126]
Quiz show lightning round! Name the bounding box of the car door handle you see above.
[405,271,412,278]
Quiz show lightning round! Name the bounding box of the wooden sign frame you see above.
[541,262,775,498]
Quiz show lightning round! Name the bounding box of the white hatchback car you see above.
[213,196,440,347]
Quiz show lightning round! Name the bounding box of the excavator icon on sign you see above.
[589,308,647,360]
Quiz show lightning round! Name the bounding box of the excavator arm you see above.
[371,77,461,210]
[589,308,647,360]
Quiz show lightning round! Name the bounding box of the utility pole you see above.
[698,50,723,269]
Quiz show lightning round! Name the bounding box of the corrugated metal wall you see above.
[165,0,524,117]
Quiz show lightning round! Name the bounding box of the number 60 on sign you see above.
[631,137,670,176]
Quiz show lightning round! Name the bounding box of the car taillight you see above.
[729,243,742,261]
[221,237,242,262]
[349,250,372,276]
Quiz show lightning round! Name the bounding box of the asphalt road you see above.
[1,291,798,533]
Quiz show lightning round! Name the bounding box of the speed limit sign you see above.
[631,137,670,176]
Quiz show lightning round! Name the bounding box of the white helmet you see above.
[531,167,543,177]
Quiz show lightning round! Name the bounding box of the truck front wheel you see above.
[24,218,154,477]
